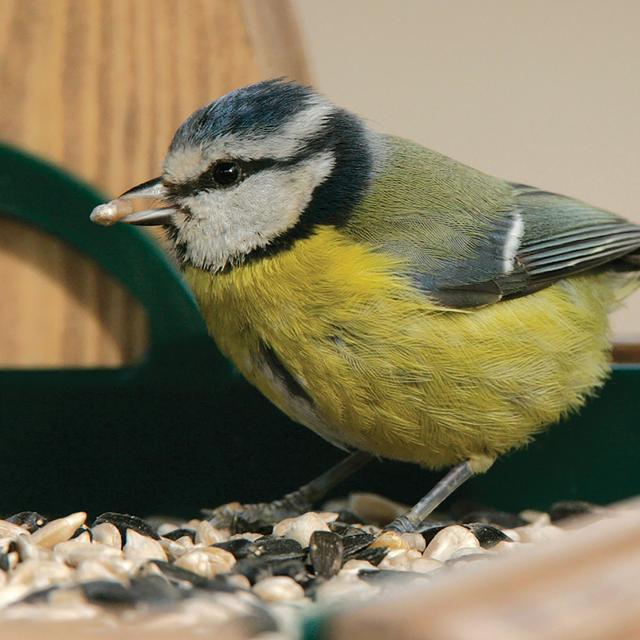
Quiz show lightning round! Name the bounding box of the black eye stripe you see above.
[164,156,300,200]
[163,121,338,201]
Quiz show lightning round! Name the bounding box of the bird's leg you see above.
[385,455,494,533]
[205,451,372,530]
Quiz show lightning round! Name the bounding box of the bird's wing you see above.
[344,137,640,309]
[511,184,640,287]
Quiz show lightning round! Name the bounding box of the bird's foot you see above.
[384,515,419,533]
[204,492,313,532]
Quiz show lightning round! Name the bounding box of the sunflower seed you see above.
[31,512,87,549]
[93,512,158,540]
[464,523,513,548]
[309,531,343,579]
[6,512,48,533]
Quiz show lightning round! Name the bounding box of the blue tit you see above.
[91,79,640,532]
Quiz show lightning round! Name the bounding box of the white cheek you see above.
[174,153,335,270]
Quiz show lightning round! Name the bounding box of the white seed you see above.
[10,559,73,590]
[31,512,87,549]
[123,530,167,561]
[253,576,304,602]
[157,522,181,536]
[226,574,251,590]
[425,525,480,562]
[74,530,92,544]
[48,588,88,607]
[75,559,126,584]
[15,534,46,562]
[229,532,262,542]
[449,547,487,560]
[160,538,191,560]
[501,528,521,542]
[370,530,410,551]
[410,557,442,573]
[175,535,195,548]
[174,547,235,577]
[315,511,340,524]
[516,523,564,543]
[315,575,377,604]
[0,584,30,609]
[272,512,330,546]
[98,557,136,582]
[378,548,422,571]
[54,540,122,566]
[0,520,29,540]
[520,510,549,525]
[195,521,226,545]
[339,559,377,577]
[173,549,215,577]
[493,540,518,553]
[92,523,122,548]
[401,532,426,552]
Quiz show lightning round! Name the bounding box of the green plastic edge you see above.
[0,142,227,383]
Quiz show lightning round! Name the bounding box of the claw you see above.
[384,515,418,533]
[204,496,313,533]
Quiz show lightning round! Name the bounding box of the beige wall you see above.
[294,0,640,340]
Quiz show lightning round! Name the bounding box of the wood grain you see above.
[0,0,309,367]
[242,0,311,84]
[0,216,147,367]
[0,0,266,196]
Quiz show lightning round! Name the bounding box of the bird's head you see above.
[91,80,380,271]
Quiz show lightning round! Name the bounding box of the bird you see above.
[91,79,640,532]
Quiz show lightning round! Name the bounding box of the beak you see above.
[90,177,176,226]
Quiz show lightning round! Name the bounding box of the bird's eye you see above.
[211,161,241,186]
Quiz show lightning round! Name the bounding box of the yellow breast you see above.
[184,226,617,469]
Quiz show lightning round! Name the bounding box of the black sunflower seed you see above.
[416,521,454,544]
[329,522,368,537]
[341,532,375,558]
[252,536,303,557]
[93,512,159,540]
[6,512,48,533]
[130,575,182,604]
[22,586,59,603]
[0,552,11,572]
[200,576,247,593]
[310,531,344,579]
[349,545,387,565]
[335,510,363,525]
[150,560,207,588]
[357,569,430,584]
[233,556,308,585]
[162,528,196,542]
[460,510,526,529]
[230,514,273,536]
[211,538,254,559]
[82,580,135,605]
[71,525,93,541]
[445,552,490,567]
[464,523,512,548]
[549,501,599,523]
